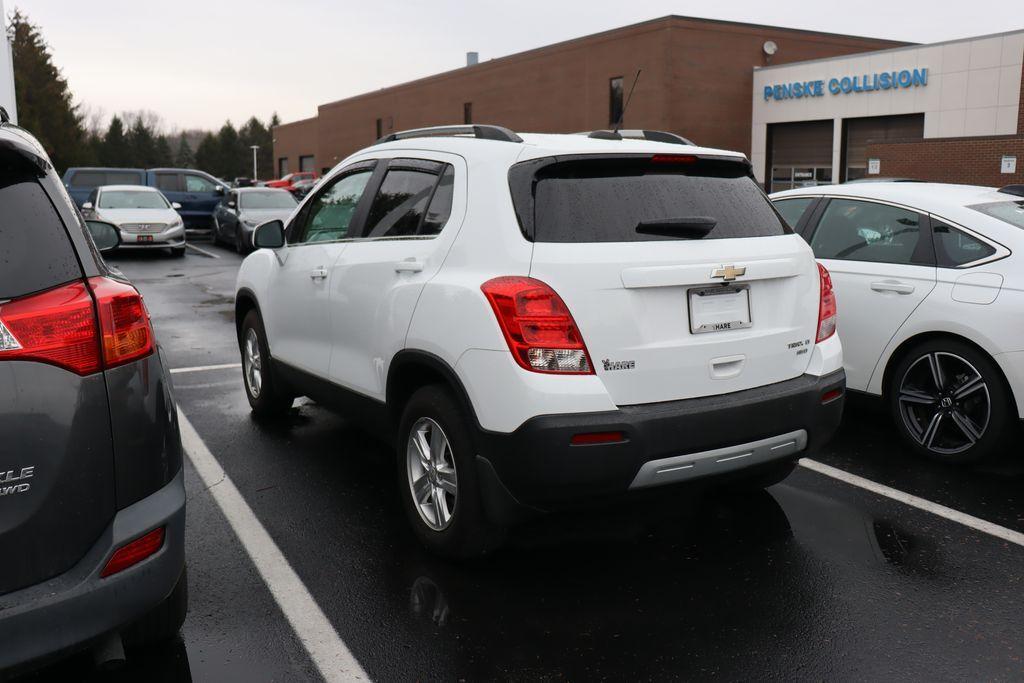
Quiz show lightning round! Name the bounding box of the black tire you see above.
[398,385,503,558]
[240,309,294,418]
[235,225,249,255]
[211,218,223,246]
[170,246,186,258]
[122,569,187,647]
[887,338,1014,464]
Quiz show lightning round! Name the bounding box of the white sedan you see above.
[771,182,1023,463]
[83,185,186,257]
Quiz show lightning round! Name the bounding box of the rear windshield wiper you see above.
[635,216,717,239]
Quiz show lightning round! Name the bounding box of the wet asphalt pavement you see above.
[19,243,1024,682]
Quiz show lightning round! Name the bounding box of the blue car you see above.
[63,167,228,234]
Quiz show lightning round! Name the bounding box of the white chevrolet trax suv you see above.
[234,125,845,557]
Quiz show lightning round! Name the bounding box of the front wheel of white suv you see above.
[398,385,503,558]
[240,310,294,419]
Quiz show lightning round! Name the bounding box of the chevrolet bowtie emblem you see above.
[711,265,746,282]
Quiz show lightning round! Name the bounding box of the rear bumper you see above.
[474,370,845,523]
[0,468,186,672]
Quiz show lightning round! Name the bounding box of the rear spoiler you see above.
[997,184,1024,198]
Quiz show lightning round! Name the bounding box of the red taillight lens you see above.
[816,263,837,343]
[101,527,165,578]
[90,277,154,368]
[481,276,593,374]
[651,154,697,164]
[0,277,153,376]
[0,281,102,375]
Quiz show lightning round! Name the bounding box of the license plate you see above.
[136,235,154,243]
[688,285,752,334]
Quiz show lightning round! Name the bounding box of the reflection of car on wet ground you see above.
[212,187,298,254]
[82,184,187,257]
[235,124,846,557]
[0,118,186,673]
[772,182,1024,463]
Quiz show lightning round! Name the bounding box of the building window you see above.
[609,76,624,127]
[278,158,289,178]
[299,155,315,173]
[376,118,383,139]
[464,102,473,124]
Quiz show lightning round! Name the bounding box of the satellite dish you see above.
[763,40,778,57]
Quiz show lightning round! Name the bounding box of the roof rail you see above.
[584,129,696,146]
[0,106,10,125]
[997,184,1024,198]
[377,124,523,144]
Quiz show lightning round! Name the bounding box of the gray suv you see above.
[0,113,186,672]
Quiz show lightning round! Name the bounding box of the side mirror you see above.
[215,185,226,196]
[171,201,182,210]
[85,220,121,252]
[82,201,94,210]
[227,200,236,209]
[253,220,285,249]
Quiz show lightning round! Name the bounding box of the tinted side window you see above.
[69,170,106,188]
[421,166,455,236]
[810,199,923,264]
[106,171,144,185]
[0,158,82,299]
[933,223,996,267]
[365,168,443,238]
[773,197,815,229]
[155,172,182,192]
[185,174,216,193]
[296,171,373,244]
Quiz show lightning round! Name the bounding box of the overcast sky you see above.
[6,0,1022,132]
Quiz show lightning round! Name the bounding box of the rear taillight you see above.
[0,277,153,376]
[816,263,837,343]
[0,281,101,375]
[481,276,593,374]
[90,277,154,368]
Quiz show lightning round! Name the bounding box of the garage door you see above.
[767,120,834,193]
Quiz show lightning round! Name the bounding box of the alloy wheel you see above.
[243,328,263,399]
[406,417,458,531]
[897,351,990,455]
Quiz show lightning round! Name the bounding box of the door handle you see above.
[310,267,328,280]
[871,280,915,295]
[394,258,424,273]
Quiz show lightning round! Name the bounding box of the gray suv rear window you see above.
[514,156,790,243]
[1,156,81,299]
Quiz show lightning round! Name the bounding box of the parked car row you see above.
[82,184,187,257]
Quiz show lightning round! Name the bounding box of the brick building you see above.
[753,30,1024,190]
[272,16,906,177]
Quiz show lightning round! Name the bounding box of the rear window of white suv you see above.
[510,155,790,243]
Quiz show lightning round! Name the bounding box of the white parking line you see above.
[170,362,241,375]
[185,243,221,259]
[799,458,1024,547]
[177,410,369,681]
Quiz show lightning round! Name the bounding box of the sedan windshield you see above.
[99,190,169,210]
[241,191,298,210]
[969,199,1024,229]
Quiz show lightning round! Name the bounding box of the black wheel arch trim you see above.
[387,349,483,433]
[234,287,263,346]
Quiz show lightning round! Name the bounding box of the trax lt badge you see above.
[711,265,746,282]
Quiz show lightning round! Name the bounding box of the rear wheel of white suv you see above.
[398,385,502,558]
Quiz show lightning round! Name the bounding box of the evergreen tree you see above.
[154,135,174,167]
[7,10,89,171]
[100,115,130,167]
[174,135,194,168]
[239,116,272,179]
[214,121,244,179]
[194,132,218,175]
[127,117,158,167]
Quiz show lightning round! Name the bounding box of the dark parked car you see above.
[63,166,227,235]
[212,187,298,253]
[1,116,186,672]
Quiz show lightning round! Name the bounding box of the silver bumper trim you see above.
[628,429,807,490]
